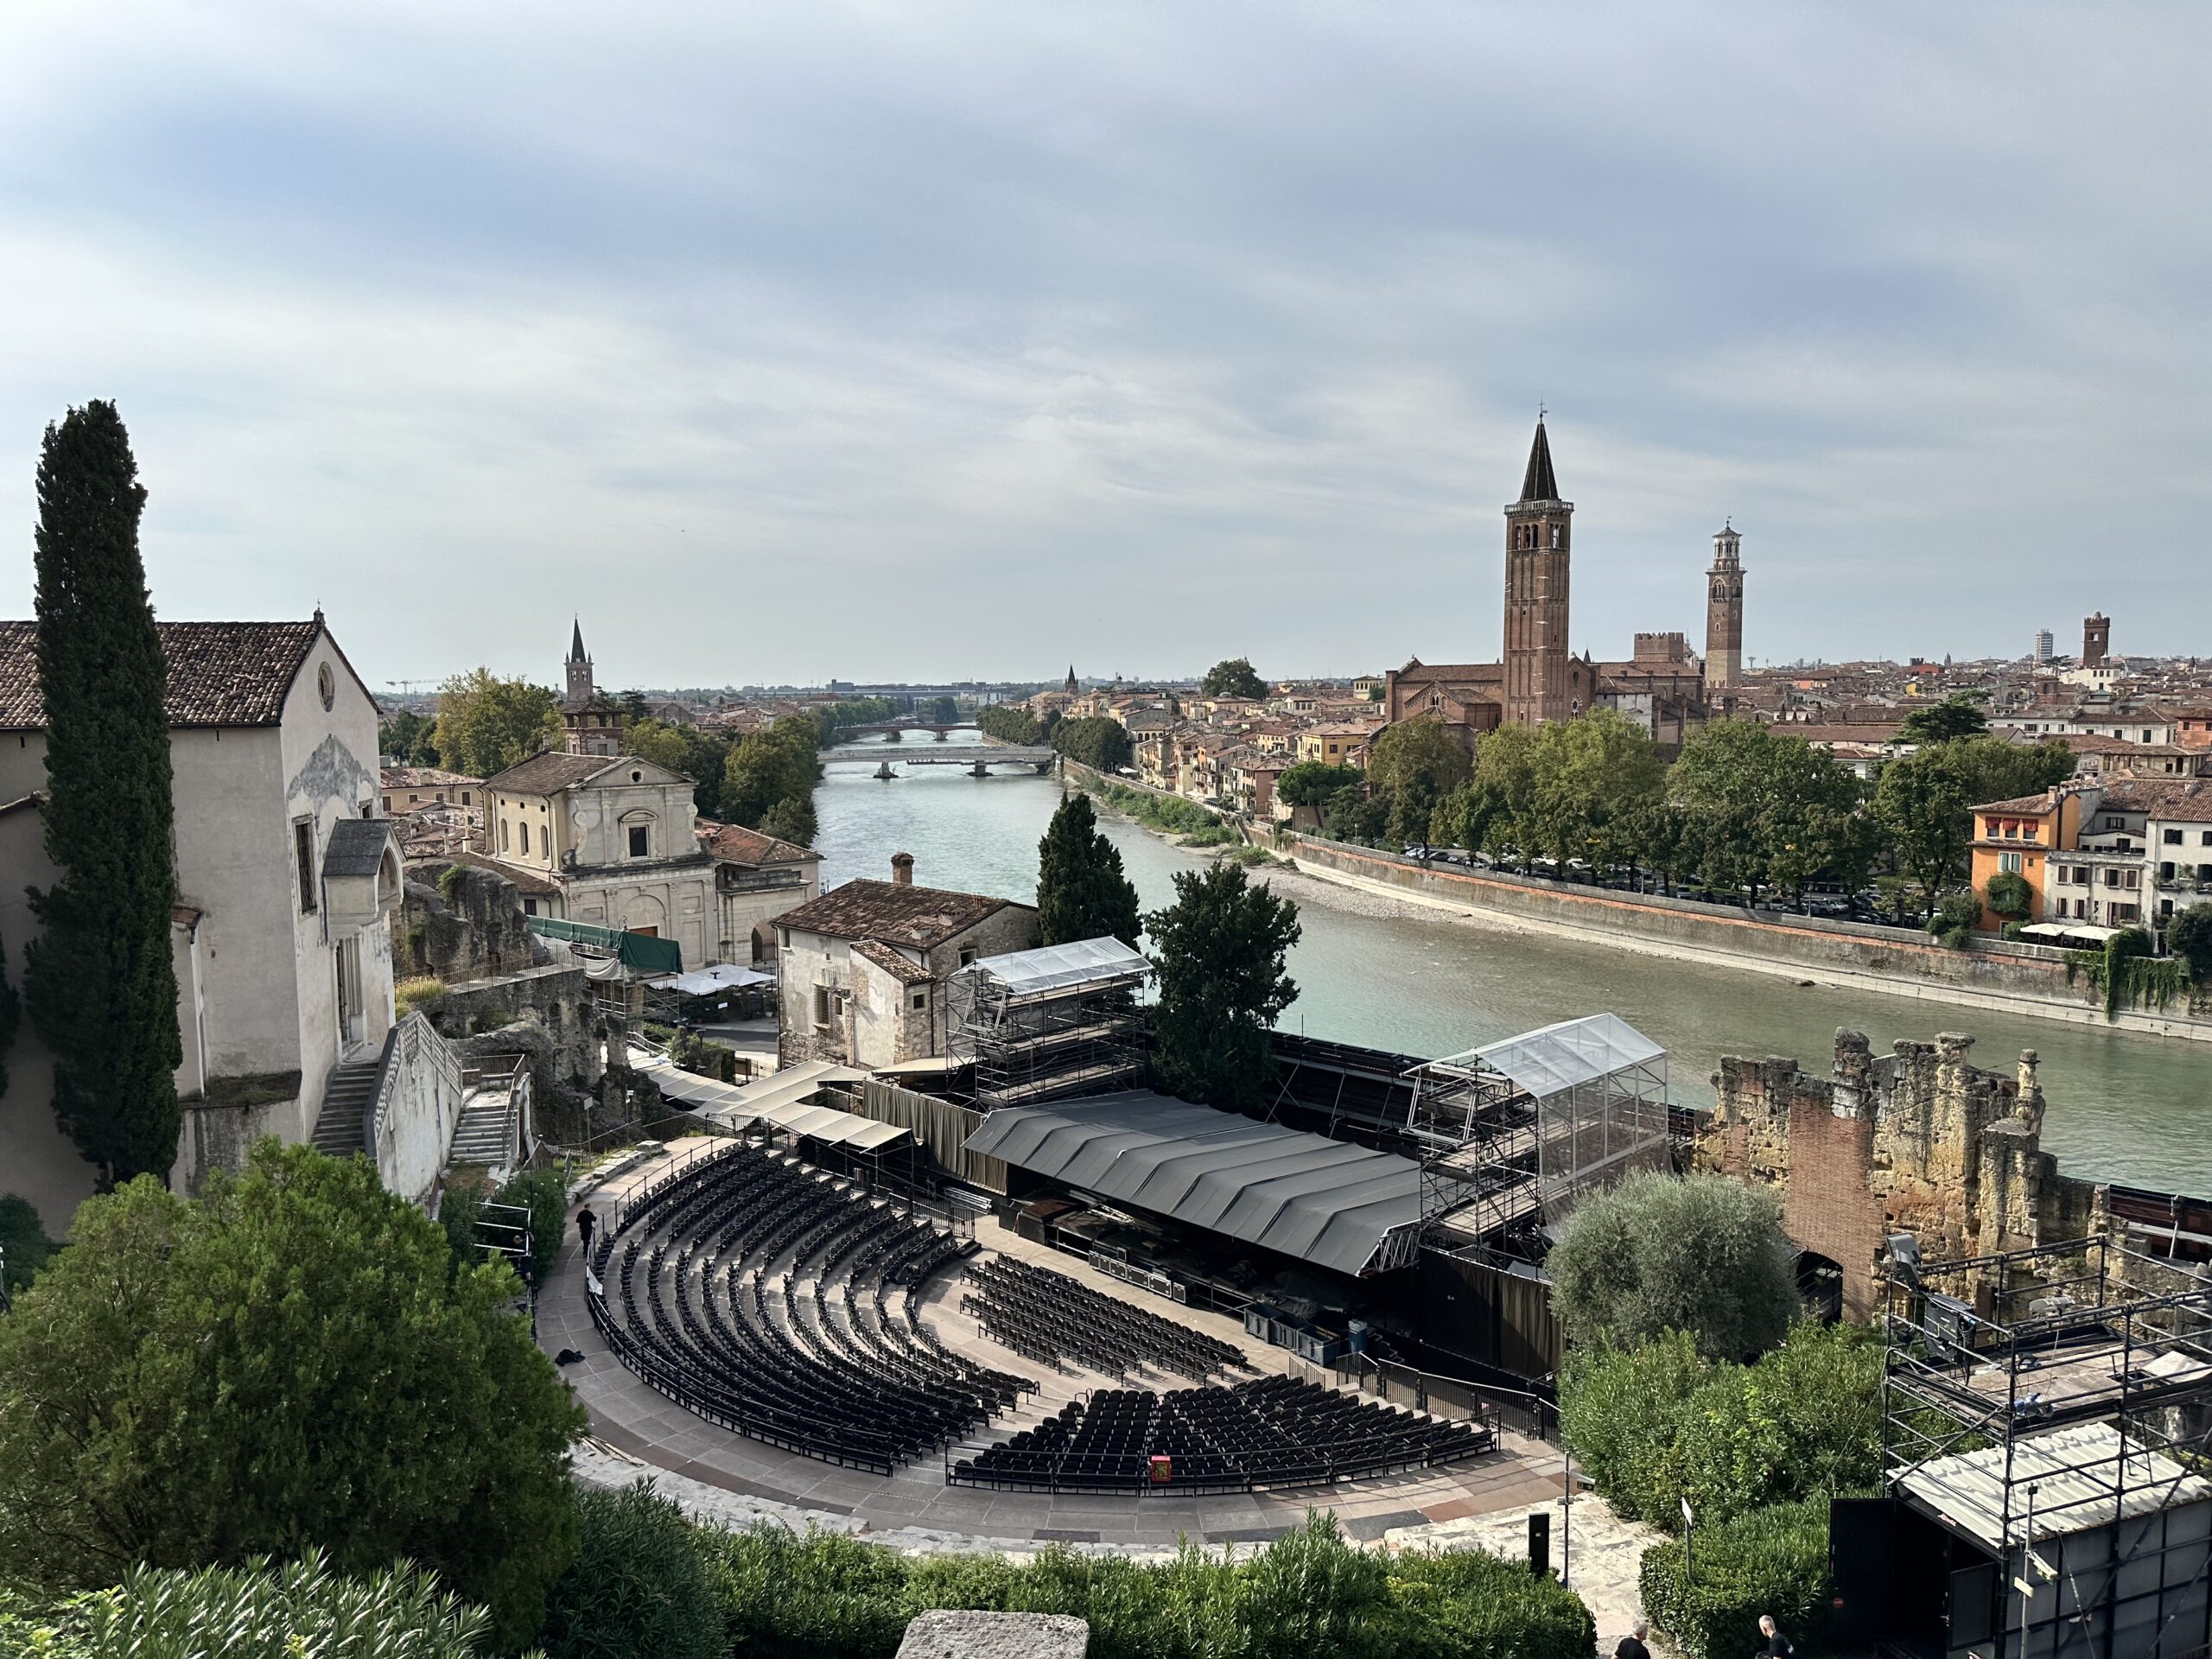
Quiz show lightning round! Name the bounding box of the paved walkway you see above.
[545,1141,1658,1643]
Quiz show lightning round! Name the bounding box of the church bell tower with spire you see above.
[1502,416,1574,727]
[1705,524,1745,689]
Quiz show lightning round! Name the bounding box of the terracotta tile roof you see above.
[482,751,623,794]
[0,619,327,730]
[853,938,933,984]
[1969,791,2064,815]
[380,766,481,788]
[2102,779,2212,822]
[696,818,818,867]
[775,878,1027,950]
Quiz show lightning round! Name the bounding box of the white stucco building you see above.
[0,616,430,1230]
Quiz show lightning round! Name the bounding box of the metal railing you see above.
[371,1011,462,1157]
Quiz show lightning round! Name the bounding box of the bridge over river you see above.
[822,743,1057,776]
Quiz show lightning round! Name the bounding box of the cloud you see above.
[0,0,2203,684]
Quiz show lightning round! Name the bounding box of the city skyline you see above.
[2,4,2207,684]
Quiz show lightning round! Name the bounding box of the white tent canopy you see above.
[646,963,775,995]
[626,1051,903,1152]
[951,936,1150,1001]
[1430,1013,1667,1100]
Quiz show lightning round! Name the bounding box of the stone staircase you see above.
[309,1058,381,1158]
[447,1088,514,1168]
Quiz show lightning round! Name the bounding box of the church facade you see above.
[1382,419,1745,755]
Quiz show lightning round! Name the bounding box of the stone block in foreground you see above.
[894,1609,1090,1658]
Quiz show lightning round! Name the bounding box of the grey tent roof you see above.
[963,1090,1420,1276]
[1517,417,1560,503]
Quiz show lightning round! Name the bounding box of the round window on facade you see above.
[631,769,643,783]
[317,664,335,710]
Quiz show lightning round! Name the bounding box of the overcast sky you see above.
[0,3,2204,690]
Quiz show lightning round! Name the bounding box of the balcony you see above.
[718,866,809,894]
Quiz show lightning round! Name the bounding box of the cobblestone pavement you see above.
[550,1147,1660,1648]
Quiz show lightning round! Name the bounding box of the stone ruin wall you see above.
[1696,1028,2107,1320]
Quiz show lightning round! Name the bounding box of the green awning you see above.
[525,915,683,975]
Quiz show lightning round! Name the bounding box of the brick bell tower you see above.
[1502,416,1574,727]
[1706,520,1745,688]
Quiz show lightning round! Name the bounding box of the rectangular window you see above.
[523,898,538,915]
[910,990,926,1010]
[1999,852,2023,874]
[294,819,317,912]
[2166,828,2184,844]
[628,825,649,858]
[812,986,830,1027]
[2125,869,2139,890]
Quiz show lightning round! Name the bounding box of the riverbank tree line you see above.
[1319,708,2075,918]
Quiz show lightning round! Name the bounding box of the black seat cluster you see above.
[588,1142,1035,1473]
[959,1256,1244,1380]
[950,1375,1495,1494]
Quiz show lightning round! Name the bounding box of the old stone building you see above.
[1705,522,1745,690]
[774,854,1039,1070]
[1695,1028,2105,1320]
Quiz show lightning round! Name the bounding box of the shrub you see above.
[1637,1497,1831,1659]
[395,976,448,1018]
[493,1166,569,1286]
[542,1482,720,1659]
[703,1523,912,1656]
[1929,891,1982,948]
[1382,1546,1595,1659]
[1548,1171,1797,1361]
[1982,869,2033,920]
[1179,823,1236,847]
[0,1549,493,1659]
[2170,903,2212,982]
[1560,1323,1880,1531]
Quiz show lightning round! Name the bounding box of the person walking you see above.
[576,1204,600,1262]
[1612,1619,1652,1659]
[1757,1613,1794,1656]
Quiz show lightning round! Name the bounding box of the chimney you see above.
[890,851,914,887]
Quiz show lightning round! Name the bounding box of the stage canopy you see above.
[963,1090,1420,1276]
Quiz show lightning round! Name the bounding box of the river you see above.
[813,734,2212,1192]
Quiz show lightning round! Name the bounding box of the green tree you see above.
[0,1192,52,1295]
[1442,722,1541,867]
[1547,1170,1797,1361]
[1525,709,1666,871]
[1898,692,1989,744]
[0,1142,586,1644]
[2168,904,2212,981]
[430,669,563,777]
[721,715,822,844]
[1200,658,1268,701]
[1144,861,1300,1114]
[542,1482,721,1659]
[1670,721,1861,903]
[1365,717,1471,848]
[1873,736,2070,912]
[1036,793,1141,947]
[1051,715,1134,773]
[1274,760,1362,808]
[378,708,441,766]
[977,704,1042,744]
[1323,784,1389,844]
[22,402,184,1187]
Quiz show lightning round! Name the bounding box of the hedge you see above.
[1637,1497,1832,1659]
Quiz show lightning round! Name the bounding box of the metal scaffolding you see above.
[1402,1013,1671,1264]
[1872,1234,2212,1656]
[947,937,1151,1112]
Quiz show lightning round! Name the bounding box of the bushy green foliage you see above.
[1036,792,1141,947]
[722,715,823,847]
[1095,781,1219,836]
[0,1194,53,1294]
[1548,1171,1797,1361]
[430,668,563,777]
[1560,1324,1880,1531]
[1637,1498,1831,1659]
[23,401,183,1187]
[1897,692,1988,744]
[1145,861,1300,1115]
[700,1513,1591,1659]
[1929,891,1983,948]
[378,707,441,766]
[1366,718,1471,849]
[2067,925,2180,1018]
[1670,721,1866,903]
[1201,658,1268,701]
[2169,904,2212,982]
[1875,735,2072,909]
[1275,760,1362,808]
[1983,869,2034,919]
[493,1166,569,1286]
[542,1483,720,1659]
[977,703,1043,744]
[0,1142,586,1645]
[0,1550,493,1659]
[1051,715,1134,772]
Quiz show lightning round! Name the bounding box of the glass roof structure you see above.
[952,936,1151,1001]
[1432,1013,1666,1101]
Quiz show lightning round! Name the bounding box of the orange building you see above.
[1967,788,2084,929]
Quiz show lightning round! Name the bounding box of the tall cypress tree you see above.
[1035,791,1141,947]
[23,402,183,1186]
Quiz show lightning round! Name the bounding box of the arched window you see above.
[519,821,531,855]
[499,817,510,852]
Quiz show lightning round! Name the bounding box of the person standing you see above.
[1758,1613,1794,1656]
[576,1204,600,1262]
[1613,1619,1652,1659]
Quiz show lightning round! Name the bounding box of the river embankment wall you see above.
[1278,835,2212,1043]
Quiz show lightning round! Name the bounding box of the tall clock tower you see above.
[1706,524,1745,688]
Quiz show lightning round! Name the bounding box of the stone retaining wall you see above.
[1283,835,2212,1042]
